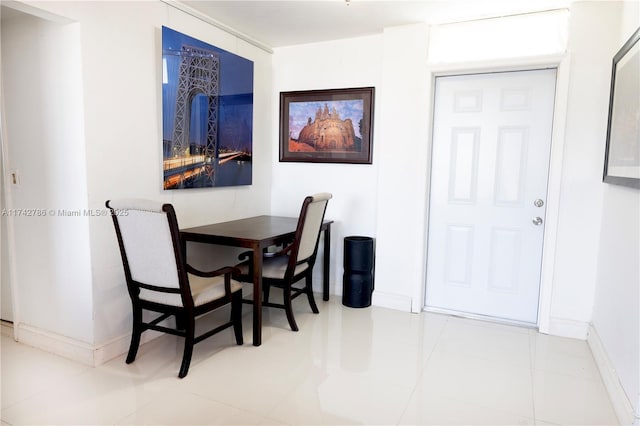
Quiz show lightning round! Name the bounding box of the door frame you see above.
[419,54,571,334]
[0,71,21,340]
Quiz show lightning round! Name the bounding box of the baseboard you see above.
[587,324,637,425]
[93,329,163,366]
[14,323,161,367]
[546,317,589,339]
[371,291,412,311]
[315,278,412,313]
[17,323,96,366]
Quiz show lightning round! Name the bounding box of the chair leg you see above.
[283,284,299,332]
[231,291,244,345]
[178,317,195,378]
[175,314,187,331]
[126,305,143,364]
[263,282,271,303]
[305,273,319,314]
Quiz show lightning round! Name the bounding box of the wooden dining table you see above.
[180,215,333,346]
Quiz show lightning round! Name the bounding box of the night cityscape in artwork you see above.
[162,26,254,189]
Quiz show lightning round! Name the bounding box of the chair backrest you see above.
[106,199,189,306]
[292,193,332,266]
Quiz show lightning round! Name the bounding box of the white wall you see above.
[271,3,631,335]
[1,10,93,342]
[374,24,431,311]
[547,0,623,336]
[591,0,640,421]
[272,35,384,298]
[3,2,637,391]
[272,25,432,311]
[2,1,273,355]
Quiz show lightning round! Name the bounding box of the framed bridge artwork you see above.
[162,26,254,189]
[279,87,375,164]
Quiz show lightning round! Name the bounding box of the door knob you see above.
[534,199,544,207]
[532,217,543,226]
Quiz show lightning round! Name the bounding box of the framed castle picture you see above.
[279,87,375,164]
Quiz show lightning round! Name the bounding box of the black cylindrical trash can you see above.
[343,236,374,308]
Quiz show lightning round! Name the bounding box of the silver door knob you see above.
[534,199,544,207]
[533,217,543,226]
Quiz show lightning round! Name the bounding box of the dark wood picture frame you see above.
[603,27,640,189]
[279,87,375,164]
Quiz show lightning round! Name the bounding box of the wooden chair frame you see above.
[236,194,331,331]
[106,200,243,378]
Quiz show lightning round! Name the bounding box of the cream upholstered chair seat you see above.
[106,198,243,378]
[139,274,243,307]
[235,193,332,332]
[235,256,309,280]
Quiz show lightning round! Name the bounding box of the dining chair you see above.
[105,199,243,378]
[235,192,332,331]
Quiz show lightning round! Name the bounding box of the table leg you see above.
[252,247,263,346]
[323,223,331,301]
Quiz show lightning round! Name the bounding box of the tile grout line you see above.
[394,315,451,424]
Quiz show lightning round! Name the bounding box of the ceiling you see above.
[179,0,571,49]
[0,4,25,22]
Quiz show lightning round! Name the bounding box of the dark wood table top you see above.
[181,215,332,248]
[181,214,334,346]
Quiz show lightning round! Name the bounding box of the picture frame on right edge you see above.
[603,27,640,189]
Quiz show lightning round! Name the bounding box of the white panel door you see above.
[425,69,556,324]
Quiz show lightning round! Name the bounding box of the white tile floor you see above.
[1,296,619,425]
